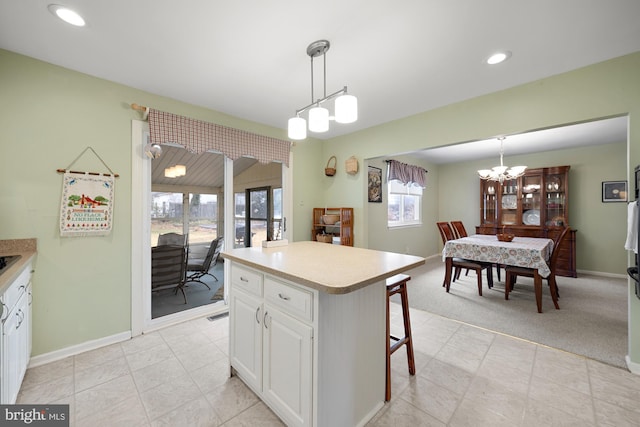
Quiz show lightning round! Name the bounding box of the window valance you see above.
[148,109,291,167]
[386,160,427,188]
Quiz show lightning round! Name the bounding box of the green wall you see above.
[0,49,322,356]
[435,142,627,273]
[321,52,640,365]
[2,47,640,367]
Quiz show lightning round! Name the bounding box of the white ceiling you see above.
[413,115,629,164]
[0,1,638,160]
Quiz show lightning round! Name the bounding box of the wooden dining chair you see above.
[451,220,502,281]
[437,222,493,295]
[450,220,467,239]
[504,226,570,309]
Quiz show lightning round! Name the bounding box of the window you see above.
[387,180,422,227]
[151,191,184,246]
[188,193,218,244]
[234,187,282,248]
[151,191,218,246]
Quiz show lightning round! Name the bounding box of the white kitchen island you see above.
[223,241,424,427]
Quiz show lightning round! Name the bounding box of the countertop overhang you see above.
[223,241,425,294]
[0,238,37,294]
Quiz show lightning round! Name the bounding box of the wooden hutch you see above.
[311,207,354,246]
[476,165,577,277]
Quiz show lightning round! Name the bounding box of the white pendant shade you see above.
[308,106,329,133]
[288,116,307,140]
[334,94,358,123]
[288,40,357,140]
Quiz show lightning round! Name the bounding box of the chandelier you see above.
[477,137,527,183]
[287,40,357,140]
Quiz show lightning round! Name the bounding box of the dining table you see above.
[442,234,555,313]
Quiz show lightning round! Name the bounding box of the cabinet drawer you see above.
[1,264,31,319]
[264,277,313,322]
[231,264,263,297]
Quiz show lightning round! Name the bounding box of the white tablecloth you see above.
[442,234,554,277]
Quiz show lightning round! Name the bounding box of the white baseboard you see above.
[577,269,627,279]
[28,331,132,368]
[626,355,640,375]
[28,305,230,368]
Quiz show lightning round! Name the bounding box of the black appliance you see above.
[628,165,640,299]
[0,255,21,276]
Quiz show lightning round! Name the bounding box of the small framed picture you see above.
[368,166,382,203]
[602,180,628,202]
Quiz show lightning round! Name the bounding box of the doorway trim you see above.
[131,120,226,335]
[131,120,293,335]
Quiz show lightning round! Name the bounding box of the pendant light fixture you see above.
[287,40,357,140]
[478,137,527,184]
[164,165,186,178]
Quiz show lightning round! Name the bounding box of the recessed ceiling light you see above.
[486,51,511,65]
[48,4,86,27]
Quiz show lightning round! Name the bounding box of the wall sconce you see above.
[144,142,162,159]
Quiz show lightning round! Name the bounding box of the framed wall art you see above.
[368,166,382,203]
[602,180,628,202]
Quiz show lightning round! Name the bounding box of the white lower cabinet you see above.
[230,264,314,427]
[262,303,312,426]
[229,260,387,427]
[1,262,33,404]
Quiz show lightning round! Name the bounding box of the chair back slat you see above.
[436,222,456,244]
[202,237,224,270]
[158,232,188,247]
[151,245,186,289]
[549,227,570,271]
[450,221,468,239]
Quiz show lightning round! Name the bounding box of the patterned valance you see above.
[387,160,427,188]
[148,109,291,167]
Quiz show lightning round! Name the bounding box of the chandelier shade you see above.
[287,39,357,140]
[478,137,526,183]
[309,106,329,132]
[288,116,307,140]
[335,94,358,123]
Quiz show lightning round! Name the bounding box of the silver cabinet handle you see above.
[264,311,269,328]
[16,309,23,329]
[240,276,249,282]
[278,293,290,301]
[255,306,261,324]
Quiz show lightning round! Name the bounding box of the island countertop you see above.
[223,241,425,294]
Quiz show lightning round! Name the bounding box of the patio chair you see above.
[186,237,224,288]
[151,245,188,304]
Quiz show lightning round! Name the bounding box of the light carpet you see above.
[400,256,629,369]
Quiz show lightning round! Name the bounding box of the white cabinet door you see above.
[229,290,263,392]
[263,304,313,427]
[26,281,32,357]
[2,291,27,404]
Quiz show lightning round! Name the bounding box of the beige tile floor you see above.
[18,304,640,426]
